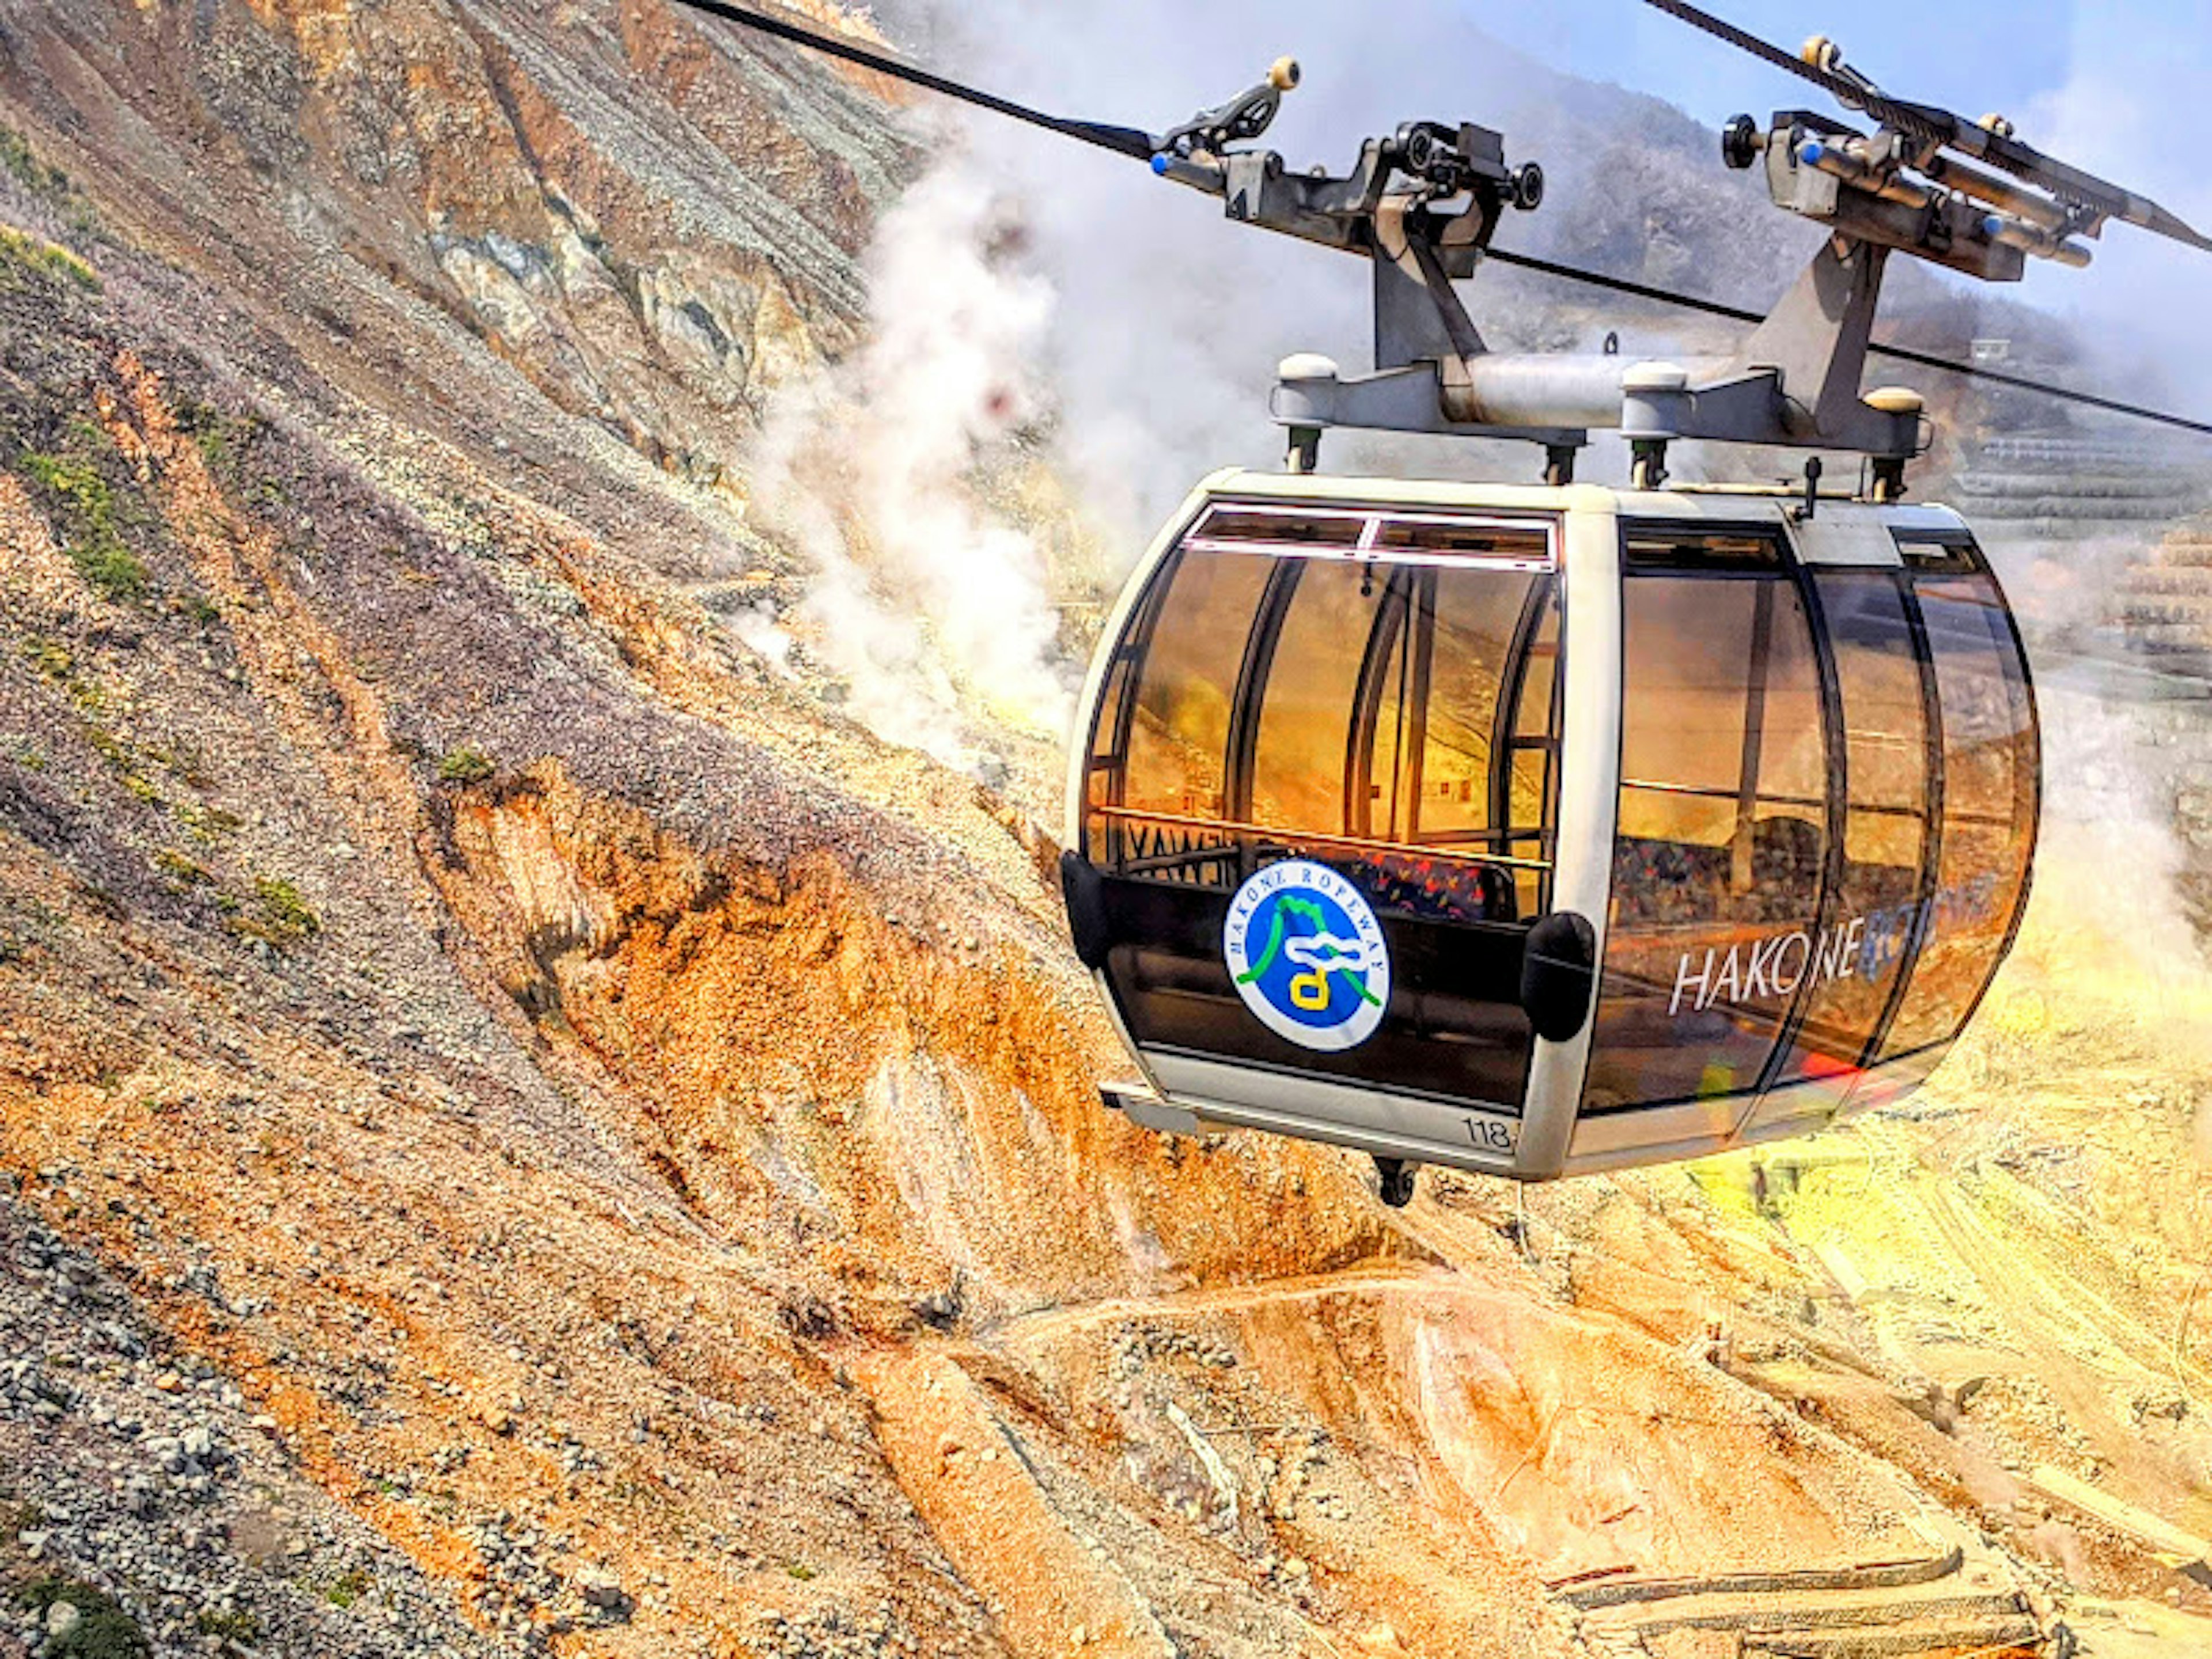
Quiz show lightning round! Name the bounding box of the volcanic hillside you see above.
[0,5,2208,1659]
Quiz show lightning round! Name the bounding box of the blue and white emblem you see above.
[1222,860,1391,1051]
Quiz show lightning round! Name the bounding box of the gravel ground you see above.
[0,1172,522,1659]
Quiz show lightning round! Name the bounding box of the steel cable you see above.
[666,0,2212,440]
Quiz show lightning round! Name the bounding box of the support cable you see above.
[663,0,1154,159]
[1481,247,2212,438]
[665,0,2212,441]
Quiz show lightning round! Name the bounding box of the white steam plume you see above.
[744,0,2211,816]
[734,1,1637,781]
[887,0,1661,543]
[743,151,1074,773]
[2021,7,2212,405]
[2000,11,2212,1010]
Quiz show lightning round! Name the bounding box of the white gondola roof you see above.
[1196,470,1971,567]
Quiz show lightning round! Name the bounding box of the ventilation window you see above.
[1895,535,1986,577]
[1624,532,1783,573]
[1189,501,1558,569]
[1186,504,1368,552]
[1372,517,1554,567]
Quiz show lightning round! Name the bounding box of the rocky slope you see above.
[0,5,2207,1659]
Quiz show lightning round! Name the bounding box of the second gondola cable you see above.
[665,0,2212,442]
[1480,246,2212,440]
[664,0,1154,160]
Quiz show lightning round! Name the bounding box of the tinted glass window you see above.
[1585,533,1829,1112]
[1880,572,2037,1055]
[1077,512,1564,1112]
[1501,589,1563,916]
[1771,570,1930,1081]
[1373,519,1554,563]
[1121,550,1270,824]
[1251,560,1407,836]
[1188,505,1368,550]
[1622,531,1784,574]
[1084,516,1561,923]
[1245,563,1556,923]
[1415,572,1552,854]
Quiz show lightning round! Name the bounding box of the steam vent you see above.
[1,3,2210,1659]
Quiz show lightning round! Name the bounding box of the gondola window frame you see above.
[1863,530,2042,1069]
[1080,499,1567,912]
[1586,521,1846,1115]
[1070,496,1572,1118]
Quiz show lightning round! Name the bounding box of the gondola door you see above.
[1068,500,1563,1130]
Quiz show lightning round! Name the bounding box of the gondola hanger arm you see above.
[660,0,2212,446]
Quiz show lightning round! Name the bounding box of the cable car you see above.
[1060,472,2039,1191]
[664,0,2199,1198]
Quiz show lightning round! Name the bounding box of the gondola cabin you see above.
[1061,473,2039,1187]
[657,0,2198,1196]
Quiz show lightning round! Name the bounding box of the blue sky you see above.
[932,0,2210,502]
[1468,0,2212,363]
[955,0,2209,326]
[1469,0,2083,132]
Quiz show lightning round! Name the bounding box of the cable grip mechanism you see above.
[1160,59,1302,158]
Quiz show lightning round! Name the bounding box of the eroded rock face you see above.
[0,0,914,492]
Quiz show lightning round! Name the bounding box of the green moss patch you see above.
[14,1578,150,1658]
[227,875,322,949]
[0,225,98,293]
[20,448,143,602]
[435,745,495,785]
[315,1567,369,1608]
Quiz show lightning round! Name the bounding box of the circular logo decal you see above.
[1222,861,1392,1052]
